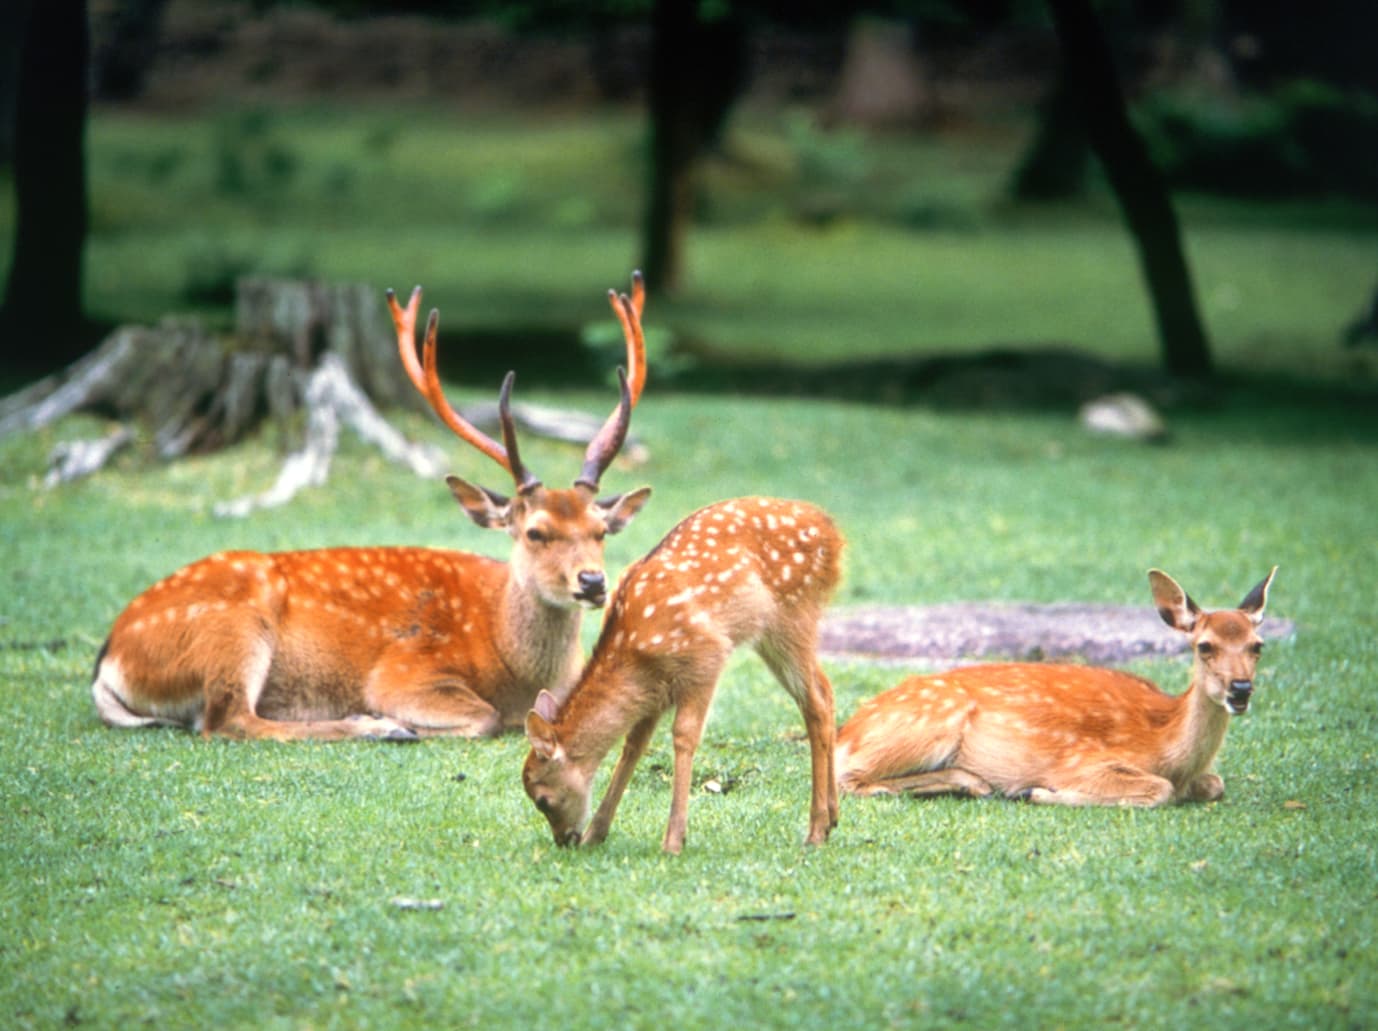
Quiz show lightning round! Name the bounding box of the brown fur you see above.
[836,568,1276,807]
[91,491,647,742]
[90,275,653,741]
[522,497,844,853]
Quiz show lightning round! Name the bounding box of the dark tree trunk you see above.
[641,0,747,295]
[1012,66,1090,201]
[1,0,91,370]
[1045,0,1213,379]
[91,0,170,101]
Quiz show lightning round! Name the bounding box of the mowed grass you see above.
[2,103,1377,1027]
[1,379,1376,1028]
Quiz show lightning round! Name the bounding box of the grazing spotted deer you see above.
[836,568,1277,806]
[522,497,844,853]
[89,274,653,741]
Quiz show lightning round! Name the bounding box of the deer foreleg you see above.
[1024,761,1175,807]
[364,660,504,738]
[583,713,661,846]
[1181,772,1225,803]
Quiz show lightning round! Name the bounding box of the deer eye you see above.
[1249,642,1265,656]
[1196,641,1215,657]
[535,796,552,814]
[526,528,548,544]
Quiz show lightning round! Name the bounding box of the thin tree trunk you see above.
[642,0,746,295]
[0,0,91,369]
[1045,0,1213,378]
[1012,66,1090,201]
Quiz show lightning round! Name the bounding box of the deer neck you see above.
[555,654,646,775]
[1160,670,1231,788]
[495,572,583,695]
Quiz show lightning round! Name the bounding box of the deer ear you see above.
[596,485,652,535]
[1238,566,1277,626]
[447,475,512,529]
[525,709,562,761]
[1148,569,1201,633]
[533,689,561,723]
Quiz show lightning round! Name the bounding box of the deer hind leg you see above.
[757,635,838,845]
[850,767,995,800]
[1024,760,1175,807]
[583,713,661,846]
[204,634,416,742]
[836,693,973,798]
[92,650,198,730]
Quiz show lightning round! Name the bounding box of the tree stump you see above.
[0,278,647,515]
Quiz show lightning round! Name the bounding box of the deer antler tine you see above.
[498,371,541,494]
[575,272,648,492]
[386,288,515,478]
[607,285,646,408]
[387,286,427,396]
[576,367,631,492]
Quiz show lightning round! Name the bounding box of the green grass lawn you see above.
[2,379,1375,1028]
[2,103,1376,1028]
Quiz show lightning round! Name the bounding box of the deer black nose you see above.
[1229,679,1253,697]
[577,571,605,594]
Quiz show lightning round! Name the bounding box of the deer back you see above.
[595,497,843,665]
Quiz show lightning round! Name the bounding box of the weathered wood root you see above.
[44,426,134,488]
[0,277,649,513]
[214,354,446,517]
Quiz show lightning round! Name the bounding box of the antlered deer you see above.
[521,497,844,853]
[836,568,1277,806]
[89,275,653,741]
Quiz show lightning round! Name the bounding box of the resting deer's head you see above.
[388,274,652,610]
[1150,567,1277,715]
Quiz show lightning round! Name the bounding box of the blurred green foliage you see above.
[1137,79,1378,201]
[2,102,1375,382]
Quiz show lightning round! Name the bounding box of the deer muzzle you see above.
[1226,679,1253,714]
[574,570,607,607]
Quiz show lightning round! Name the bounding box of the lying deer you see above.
[522,497,843,853]
[90,275,653,741]
[836,568,1277,806]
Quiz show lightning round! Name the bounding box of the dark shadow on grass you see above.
[439,326,1378,446]
[5,322,1374,448]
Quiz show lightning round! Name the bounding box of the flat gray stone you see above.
[820,603,1295,666]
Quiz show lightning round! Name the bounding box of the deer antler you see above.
[576,272,648,491]
[386,286,537,492]
[496,370,540,494]
[608,269,647,407]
